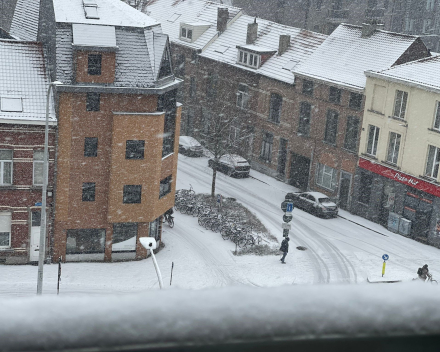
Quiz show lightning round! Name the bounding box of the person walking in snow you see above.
[418,264,432,281]
[280,236,289,264]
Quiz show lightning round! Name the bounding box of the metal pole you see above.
[149,249,164,289]
[170,262,174,286]
[37,81,59,295]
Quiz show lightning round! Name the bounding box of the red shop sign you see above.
[359,158,440,198]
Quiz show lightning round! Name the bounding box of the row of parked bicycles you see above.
[175,186,262,249]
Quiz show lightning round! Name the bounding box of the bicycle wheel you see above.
[238,237,248,249]
[431,279,438,285]
[169,217,174,228]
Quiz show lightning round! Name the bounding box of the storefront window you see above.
[66,228,105,254]
[112,223,137,252]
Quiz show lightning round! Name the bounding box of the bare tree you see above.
[122,0,148,11]
[200,112,238,198]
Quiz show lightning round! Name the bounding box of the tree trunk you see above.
[211,167,217,198]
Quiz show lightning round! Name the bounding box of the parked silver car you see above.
[178,136,203,157]
[287,191,338,218]
[208,154,250,178]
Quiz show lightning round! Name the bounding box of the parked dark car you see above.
[288,191,338,218]
[178,136,203,157]
[208,154,250,178]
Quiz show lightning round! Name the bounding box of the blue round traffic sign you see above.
[382,254,389,261]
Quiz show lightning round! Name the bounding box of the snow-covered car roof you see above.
[219,154,249,166]
[179,136,202,147]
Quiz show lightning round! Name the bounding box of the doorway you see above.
[277,138,288,176]
[338,171,352,210]
[403,191,433,238]
[29,211,41,262]
[289,153,310,191]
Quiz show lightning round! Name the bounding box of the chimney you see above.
[217,8,229,33]
[361,21,383,38]
[246,18,258,44]
[278,34,290,56]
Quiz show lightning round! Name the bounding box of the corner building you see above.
[352,56,440,246]
[41,0,182,261]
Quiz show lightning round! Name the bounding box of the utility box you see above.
[399,218,412,236]
[388,212,401,233]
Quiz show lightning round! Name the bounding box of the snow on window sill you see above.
[162,152,174,161]
[367,109,385,116]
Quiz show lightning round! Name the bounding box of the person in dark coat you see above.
[280,237,289,264]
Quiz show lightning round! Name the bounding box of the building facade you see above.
[0,40,56,264]
[352,56,440,246]
[6,0,183,263]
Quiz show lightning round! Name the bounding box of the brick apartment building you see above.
[291,23,429,209]
[147,0,326,179]
[148,0,429,210]
[0,40,56,264]
[8,0,182,263]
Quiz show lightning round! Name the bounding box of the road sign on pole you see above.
[282,222,291,230]
[382,254,389,261]
[286,202,293,213]
[283,214,293,223]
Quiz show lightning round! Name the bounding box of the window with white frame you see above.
[425,145,440,179]
[387,132,401,164]
[236,83,249,109]
[33,150,45,186]
[0,212,11,247]
[180,27,193,40]
[0,150,12,185]
[237,50,260,68]
[433,101,440,130]
[316,163,337,190]
[427,0,435,11]
[393,90,408,119]
[366,125,380,156]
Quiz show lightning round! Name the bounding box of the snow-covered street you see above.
[2,155,440,297]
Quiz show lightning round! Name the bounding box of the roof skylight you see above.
[215,45,229,54]
[168,13,181,23]
[83,0,99,19]
[282,60,299,71]
[1,97,23,112]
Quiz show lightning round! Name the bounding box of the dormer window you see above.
[236,45,276,69]
[181,27,192,40]
[179,22,210,43]
[238,50,260,68]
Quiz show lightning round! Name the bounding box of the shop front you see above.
[352,158,440,246]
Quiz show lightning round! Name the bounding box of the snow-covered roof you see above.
[367,55,440,93]
[55,25,171,87]
[9,0,41,41]
[201,16,327,84]
[294,24,421,91]
[0,40,55,124]
[237,44,276,53]
[147,0,242,50]
[53,0,159,28]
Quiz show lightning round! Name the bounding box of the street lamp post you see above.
[37,81,61,295]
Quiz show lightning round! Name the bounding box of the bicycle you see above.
[427,275,438,285]
[164,212,174,228]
